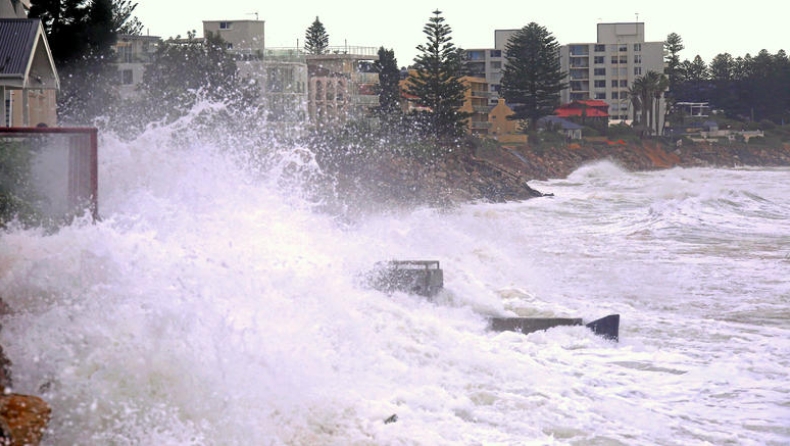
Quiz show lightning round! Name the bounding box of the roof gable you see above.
[0,18,59,89]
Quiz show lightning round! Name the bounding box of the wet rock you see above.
[0,298,51,445]
[0,394,51,446]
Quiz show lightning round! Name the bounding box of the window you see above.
[595,92,607,99]
[226,43,233,50]
[634,54,642,64]
[219,22,232,29]
[594,68,606,76]
[611,80,618,88]
[118,44,133,63]
[595,44,606,52]
[634,67,642,76]
[121,69,133,85]
[634,43,641,52]
[467,50,484,60]
[619,44,628,52]
[490,50,501,58]
[619,55,628,64]
[490,61,501,69]
[619,67,628,77]
[611,56,619,64]
[594,56,605,64]
[611,92,619,99]
[620,79,628,87]
[594,80,606,88]
[569,45,589,56]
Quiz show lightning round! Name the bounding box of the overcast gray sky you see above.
[132,0,786,66]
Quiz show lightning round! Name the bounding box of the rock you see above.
[384,414,398,424]
[0,394,51,445]
[0,345,10,394]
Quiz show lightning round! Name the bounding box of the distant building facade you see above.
[203,19,264,56]
[463,48,503,106]
[304,47,379,126]
[458,76,492,135]
[114,34,161,100]
[559,22,665,124]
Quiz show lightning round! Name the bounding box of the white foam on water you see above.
[1,117,789,445]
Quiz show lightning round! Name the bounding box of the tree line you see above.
[665,33,790,125]
[25,2,788,143]
[24,3,568,146]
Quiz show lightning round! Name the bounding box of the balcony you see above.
[568,45,590,57]
[570,81,590,92]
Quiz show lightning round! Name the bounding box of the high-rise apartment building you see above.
[559,22,665,123]
[463,48,504,106]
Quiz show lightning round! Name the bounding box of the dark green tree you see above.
[406,9,470,141]
[113,0,143,35]
[664,33,684,96]
[29,0,90,65]
[304,16,329,55]
[372,47,403,134]
[679,55,710,103]
[708,53,737,112]
[29,0,143,124]
[500,22,567,131]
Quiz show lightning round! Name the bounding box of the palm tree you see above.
[627,76,651,136]
[652,73,669,136]
[628,71,667,136]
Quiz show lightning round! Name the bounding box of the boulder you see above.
[0,394,51,445]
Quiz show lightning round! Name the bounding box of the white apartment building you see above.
[559,22,665,123]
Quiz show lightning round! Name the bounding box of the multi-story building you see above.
[114,34,161,99]
[559,22,665,125]
[202,19,264,56]
[237,49,308,125]
[463,48,504,106]
[304,47,379,126]
[459,76,493,135]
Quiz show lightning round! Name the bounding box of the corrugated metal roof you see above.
[0,18,39,77]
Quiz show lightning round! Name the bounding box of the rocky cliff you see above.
[327,141,790,211]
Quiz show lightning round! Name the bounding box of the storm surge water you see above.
[1,115,788,445]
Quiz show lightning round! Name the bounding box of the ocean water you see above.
[1,121,789,445]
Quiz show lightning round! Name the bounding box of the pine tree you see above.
[29,0,144,124]
[304,16,329,55]
[406,9,469,141]
[664,33,684,96]
[373,47,402,134]
[500,22,567,131]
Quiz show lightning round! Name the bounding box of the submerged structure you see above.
[366,260,620,341]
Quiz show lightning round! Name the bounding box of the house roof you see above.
[555,99,610,118]
[0,18,59,90]
[555,107,609,118]
[571,99,609,108]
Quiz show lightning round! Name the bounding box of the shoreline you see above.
[326,141,790,210]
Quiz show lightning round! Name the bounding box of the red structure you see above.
[555,100,610,119]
